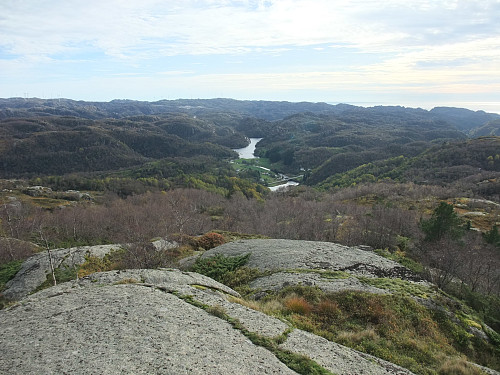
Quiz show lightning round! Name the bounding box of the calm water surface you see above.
[233,138,262,159]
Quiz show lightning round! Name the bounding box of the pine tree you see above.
[483,225,500,247]
[420,202,463,241]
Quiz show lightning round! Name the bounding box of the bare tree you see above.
[38,227,57,287]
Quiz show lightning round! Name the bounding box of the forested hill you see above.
[317,136,500,199]
[1,97,499,198]
[1,97,499,125]
[0,98,336,121]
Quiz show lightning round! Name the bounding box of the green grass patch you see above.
[0,260,23,291]
[190,253,269,296]
[29,196,73,209]
[77,253,119,278]
[1,259,24,308]
[358,277,433,299]
[232,157,289,186]
[212,230,270,242]
[374,248,424,274]
[33,263,80,293]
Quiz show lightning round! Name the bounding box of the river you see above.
[233,138,262,159]
[233,138,300,191]
[269,180,299,191]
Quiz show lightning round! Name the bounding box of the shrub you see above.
[285,296,312,315]
[34,263,80,293]
[420,202,463,241]
[315,300,341,321]
[259,288,500,374]
[222,266,263,289]
[53,264,79,283]
[483,225,500,247]
[119,242,177,269]
[0,260,23,290]
[278,285,325,304]
[77,254,114,278]
[197,232,226,250]
[191,253,250,283]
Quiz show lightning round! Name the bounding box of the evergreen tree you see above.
[483,225,500,247]
[420,202,463,241]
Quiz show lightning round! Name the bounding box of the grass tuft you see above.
[438,358,484,375]
[285,296,313,315]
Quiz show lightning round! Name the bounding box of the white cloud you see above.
[2,0,498,58]
[0,0,499,110]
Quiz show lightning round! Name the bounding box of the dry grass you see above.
[229,296,283,315]
[285,296,313,315]
[337,327,379,343]
[438,358,484,375]
[227,296,261,311]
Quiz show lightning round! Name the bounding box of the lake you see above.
[233,138,262,159]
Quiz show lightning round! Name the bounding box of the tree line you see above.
[2,183,498,300]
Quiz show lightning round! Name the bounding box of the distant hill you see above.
[0,97,336,121]
[254,110,468,184]
[1,97,499,124]
[318,136,500,199]
[470,119,500,137]
[1,97,499,195]
[430,107,500,132]
[0,115,241,177]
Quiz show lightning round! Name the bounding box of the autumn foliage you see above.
[197,232,226,250]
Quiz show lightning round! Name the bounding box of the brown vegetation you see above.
[1,182,499,299]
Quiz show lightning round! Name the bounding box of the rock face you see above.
[199,239,425,295]
[0,269,416,375]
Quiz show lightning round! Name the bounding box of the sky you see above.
[1,0,500,113]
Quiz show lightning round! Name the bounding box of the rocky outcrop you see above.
[0,269,416,375]
[198,239,427,296]
[3,241,179,301]
[200,239,416,276]
[4,238,423,302]
[2,244,120,301]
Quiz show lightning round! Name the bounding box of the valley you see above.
[0,98,499,375]
[232,138,301,190]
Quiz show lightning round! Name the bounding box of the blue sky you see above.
[1,0,500,113]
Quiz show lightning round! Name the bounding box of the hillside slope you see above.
[1,268,417,375]
[318,137,500,199]
[2,239,499,375]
